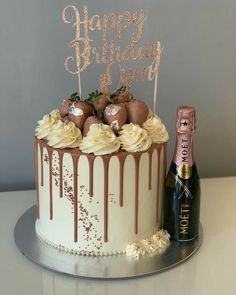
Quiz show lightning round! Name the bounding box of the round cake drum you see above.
[14,206,202,279]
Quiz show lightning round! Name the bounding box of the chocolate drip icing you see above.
[163,142,167,178]
[47,148,53,220]
[148,147,154,190]
[102,155,111,242]
[72,154,80,242]
[39,144,44,186]
[34,140,40,218]
[58,151,64,198]
[133,153,142,234]
[156,145,162,223]
[35,138,167,243]
[116,152,127,207]
[88,155,95,197]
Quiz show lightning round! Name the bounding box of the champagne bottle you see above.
[164,106,200,241]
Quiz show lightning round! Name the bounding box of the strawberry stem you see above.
[84,90,103,105]
[70,92,81,102]
[111,85,126,98]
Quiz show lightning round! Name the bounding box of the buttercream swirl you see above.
[35,109,60,139]
[118,123,151,152]
[126,229,170,258]
[147,109,154,119]
[80,123,120,155]
[143,114,169,143]
[47,120,82,148]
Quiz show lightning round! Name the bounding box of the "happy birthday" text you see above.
[62,5,162,91]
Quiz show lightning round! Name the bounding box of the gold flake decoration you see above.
[62,4,163,93]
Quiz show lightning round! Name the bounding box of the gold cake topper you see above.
[62,4,162,110]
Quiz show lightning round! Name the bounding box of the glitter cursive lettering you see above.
[62,5,162,92]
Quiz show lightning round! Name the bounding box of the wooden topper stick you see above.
[78,72,82,98]
[153,71,158,114]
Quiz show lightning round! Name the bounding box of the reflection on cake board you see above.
[14,206,203,279]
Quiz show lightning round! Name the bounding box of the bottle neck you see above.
[173,132,194,167]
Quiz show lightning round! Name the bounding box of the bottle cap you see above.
[176,106,196,133]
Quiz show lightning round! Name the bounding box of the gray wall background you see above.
[0,0,236,192]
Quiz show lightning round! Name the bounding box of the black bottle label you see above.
[164,162,200,241]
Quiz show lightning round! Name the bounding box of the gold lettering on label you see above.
[179,204,190,234]
[178,164,192,180]
[181,138,189,163]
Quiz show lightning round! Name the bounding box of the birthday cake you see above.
[34,87,170,256]
[34,4,170,257]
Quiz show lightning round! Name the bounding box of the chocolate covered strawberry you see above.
[83,116,102,136]
[126,100,149,126]
[59,92,80,118]
[85,90,111,112]
[61,115,70,123]
[118,91,133,103]
[69,101,93,130]
[94,92,111,112]
[104,104,127,132]
[59,99,72,117]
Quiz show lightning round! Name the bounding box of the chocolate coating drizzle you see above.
[156,145,162,222]
[58,151,64,198]
[72,154,80,242]
[102,155,111,242]
[148,146,154,190]
[133,153,142,234]
[39,144,44,186]
[48,149,53,220]
[116,152,127,207]
[163,142,167,178]
[35,138,166,243]
[34,139,40,218]
[88,155,95,197]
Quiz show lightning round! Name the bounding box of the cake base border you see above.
[14,206,203,280]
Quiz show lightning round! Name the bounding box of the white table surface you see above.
[1,177,236,295]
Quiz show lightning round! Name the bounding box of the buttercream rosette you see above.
[35,109,61,139]
[118,123,151,152]
[80,123,120,155]
[47,120,82,148]
[126,229,170,258]
[143,114,169,143]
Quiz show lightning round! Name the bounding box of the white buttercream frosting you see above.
[147,109,154,119]
[126,229,170,258]
[118,123,152,152]
[80,123,120,155]
[143,114,169,143]
[47,120,82,148]
[35,109,61,139]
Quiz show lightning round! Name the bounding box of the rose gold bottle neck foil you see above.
[176,106,196,134]
[173,106,196,167]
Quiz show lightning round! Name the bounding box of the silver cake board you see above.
[14,206,203,280]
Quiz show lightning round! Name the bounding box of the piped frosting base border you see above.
[35,223,126,256]
[36,222,169,258]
